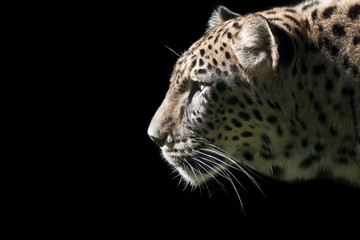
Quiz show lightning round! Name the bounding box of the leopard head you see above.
[148,6,293,186]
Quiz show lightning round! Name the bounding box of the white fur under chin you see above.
[161,148,211,186]
[176,167,205,186]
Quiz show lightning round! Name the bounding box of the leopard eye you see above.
[189,81,206,101]
[198,82,205,91]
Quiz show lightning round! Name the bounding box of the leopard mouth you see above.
[160,145,235,186]
[158,140,263,211]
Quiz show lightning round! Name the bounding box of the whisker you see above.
[222,169,245,213]
[194,154,237,194]
[197,148,244,172]
[200,147,248,174]
[193,154,230,180]
[164,44,181,57]
[195,138,264,194]
[181,157,201,191]
[192,154,228,190]
[193,150,246,211]
[173,136,267,211]
[172,172,181,180]
[189,156,214,196]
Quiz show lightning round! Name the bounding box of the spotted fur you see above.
[148,0,360,188]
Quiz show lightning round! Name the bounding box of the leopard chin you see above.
[160,142,260,191]
[160,146,217,186]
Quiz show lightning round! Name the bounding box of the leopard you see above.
[147,0,360,194]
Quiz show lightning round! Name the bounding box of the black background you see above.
[122,0,359,235]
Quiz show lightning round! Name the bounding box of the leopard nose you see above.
[148,117,167,147]
[149,134,167,147]
[148,102,172,148]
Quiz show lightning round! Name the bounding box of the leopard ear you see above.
[207,6,240,32]
[230,14,281,75]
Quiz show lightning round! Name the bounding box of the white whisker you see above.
[170,136,267,211]
[222,169,245,213]
[194,154,236,194]
[182,159,199,191]
[189,156,214,196]
[193,149,246,211]
[164,44,181,57]
[193,154,229,180]
[199,142,263,192]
